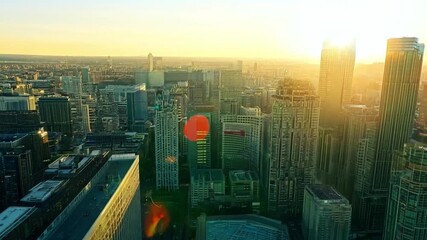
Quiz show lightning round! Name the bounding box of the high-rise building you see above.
[302,185,351,240]
[384,145,427,239]
[81,104,91,133]
[0,131,50,211]
[38,97,73,136]
[267,80,320,217]
[318,39,355,126]
[337,105,377,201]
[355,37,424,231]
[148,53,154,72]
[0,111,43,133]
[38,154,141,240]
[221,111,263,174]
[60,76,82,95]
[188,112,212,170]
[127,84,148,132]
[190,169,225,207]
[316,127,341,186]
[0,95,36,111]
[81,67,90,83]
[155,96,179,191]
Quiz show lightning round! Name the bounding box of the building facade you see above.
[267,81,320,217]
[302,185,351,240]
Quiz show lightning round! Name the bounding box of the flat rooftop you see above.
[307,185,348,203]
[21,180,64,203]
[44,154,136,240]
[192,169,224,182]
[229,170,259,182]
[201,214,289,240]
[0,207,36,238]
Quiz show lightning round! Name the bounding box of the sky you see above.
[1,0,426,63]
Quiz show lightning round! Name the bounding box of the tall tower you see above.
[384,145,427,239]
[155,97,179,191]
[355,37,424,231]
[318,40,355,126]
[316,40,355,190]
[267,80,320,217]
[148,53,154,72]
[81,67,90,84]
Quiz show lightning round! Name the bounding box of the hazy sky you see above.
[1,0,426,62]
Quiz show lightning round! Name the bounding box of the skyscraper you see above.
[221,110,263,174]
[38,97,73,136]
[384,144,427,240]
[188,112,211,169]
[355,37,424,230]
[81,66,90,83]
[302,185,351,240]
[155,96,179,191]
[148,53,154,72]
[267,80,319,217]
[127,84,148,132]
[318,39,355,126]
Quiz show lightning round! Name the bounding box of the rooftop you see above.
[21,180,64,203]
[198,214,289,240]
[43,154,137,240]
[229,170,259,182]
[307,185,348,204]
[192,169,224,182]
[0,207,36,238]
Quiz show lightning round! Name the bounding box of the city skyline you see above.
[1,0,426,63]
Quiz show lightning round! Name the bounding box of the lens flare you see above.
[184,115,210,142]
[144,204,170,238]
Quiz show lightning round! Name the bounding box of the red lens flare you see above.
[184,115,210,142]
[144,204,170,238]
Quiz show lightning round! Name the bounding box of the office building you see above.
[81,104,91,133]
[38,154,141,240]
[148,53,154,72]
[127,84,148,132]
[60,76,82,95]
[316,127,341,186]
[0,95,36,111]
[318,39,355,126]
[0,131,50,210]
[155,97,179,190]
[229,170,259,204]
[337,105,377,201]
[81,67,90,83]
[267,80,319,217]
[221,111,263,174]
[188,112,212,170]
[384,145,427,239]
[38,97,73,136]
[190,169,225,207]
[355,37,424,231]
[302,185,351,240]
[0,206,37,239]
[196,214,290,240]
[0,111,43,133]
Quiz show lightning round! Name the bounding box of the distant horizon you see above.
[2,0,426,64]
[0,53,390,65]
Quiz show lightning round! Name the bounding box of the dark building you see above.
[0,151,111,239]
[0,111,44,133]
[0,131,50,211]
[38,97,73,136]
